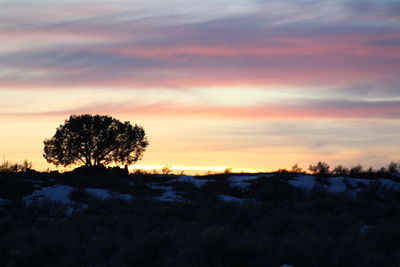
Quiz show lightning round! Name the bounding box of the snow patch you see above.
[228,175,261,183]
[0,198,9,204]
[288,176,400,194]
[288,175,316,192]
[343,177,371,189]
[23,179,43,183]
[168,175,209,188]
[157,190,182,202]
[86,188,132,201]
[360,224,375,235]
[148,184,171,191]
[326,177,348,193]
[23,185,74,204]
[228,175,266,189]
[24,185,133,204]
[65,203,89,216]
[378,178,400,190]
[148,184,183,202]
[218,194,244,203]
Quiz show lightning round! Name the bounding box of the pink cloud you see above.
[0,1,399,91]
[3,100,399,120]
[118,102,400,120]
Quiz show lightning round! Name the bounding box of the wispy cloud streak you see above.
[0,0,399,90]
[2,98,400,120]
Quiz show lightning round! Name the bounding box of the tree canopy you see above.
[43,114,149,167]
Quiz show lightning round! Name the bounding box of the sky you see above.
[1,0,400,173]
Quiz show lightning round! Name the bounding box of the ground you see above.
[1,170,400,267]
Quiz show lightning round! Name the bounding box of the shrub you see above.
[27,199,70,218]
[1,190,400,266]
[333,165,349,176]
[162,165,172,175]
[350,164,363,177]
[250,176,304,202]
[309,161,330,177]
[224,168,232,174]
[201,180,243,198]
[388,161,399,174]
[0,159,33,173]
[291,163,304,174]
[273,171,297,180]
[0,175,36,200]
[357,181,385,201]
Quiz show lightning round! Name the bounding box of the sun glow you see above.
[128,165,263,175]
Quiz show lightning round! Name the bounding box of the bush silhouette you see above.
[350,164,363,176]
[43,114,148,167]
[0,159,32,173]
[333,165,349,176]
[388,161,399,174]
[309,161,330,177]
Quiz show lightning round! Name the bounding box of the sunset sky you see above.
[1,0,400,173]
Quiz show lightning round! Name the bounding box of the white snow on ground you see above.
[148,184,171,191]
[23,185,133,204]
[378,178,400,190]
[360,224,375,235]
[327,177,348,193]
[228,175,262,189]
[24,185,74,204]
[287,176,400,194]
[157,190,182,202]
[9,174,400,207]
[148,184,183,202]
[229,175,260,183]
[168,175,209,188]
[23,179,43,183]
[85,188,133,201]
[324,177,371,194]
[342,178,371,188]
[0,198,9,204]
[230,181,251,189]
[218,194,244,203]
[288,175,316,192]
[327,177,372,194]
[343,177,400,190]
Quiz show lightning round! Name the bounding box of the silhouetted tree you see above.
[333,165,349,176]
[43,114,149,167]
[309,161,330,177]
[161,165,172,175]
[350,164,363,176]
[291,163,303,173]
[0,159,32,172]
[388,161,399,174]
[224,168,232,174]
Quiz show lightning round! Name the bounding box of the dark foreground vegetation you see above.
[1,167,400,267]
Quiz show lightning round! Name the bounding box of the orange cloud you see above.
[3,100,398,120]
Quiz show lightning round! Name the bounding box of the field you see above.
[1,168,400,267]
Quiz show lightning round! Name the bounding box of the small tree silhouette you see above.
[388,161,399,174]
[350,164,363,176]
[309,161,330,177]
[0,159,32,172]
[43,114,149,167]
[291,163,303,173]
[162,165,172,175]
[224,168,232,174]
[333,165,349,176]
